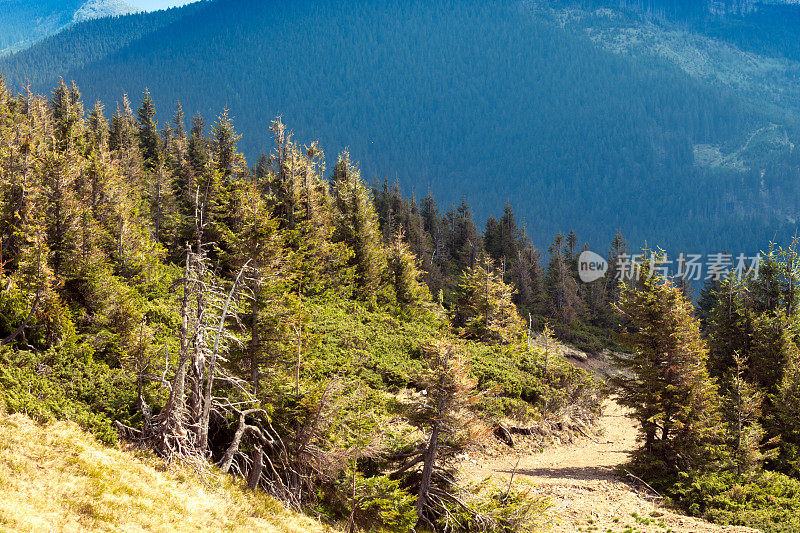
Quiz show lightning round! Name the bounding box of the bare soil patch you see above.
[460,401,759,533]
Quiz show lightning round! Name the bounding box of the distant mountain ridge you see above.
[0,0,138,56]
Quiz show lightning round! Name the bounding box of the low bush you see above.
[671,470,800,532]
[0,346,137,444]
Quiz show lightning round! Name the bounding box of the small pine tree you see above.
[723,352,768,476]
[400,340,479,529]
[454,255,524,344]
[611,256,722,478]
[386,229,429,307]
[538,321,558,375]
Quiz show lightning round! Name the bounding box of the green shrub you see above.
[671,470,800,532]
[0,346,137,445]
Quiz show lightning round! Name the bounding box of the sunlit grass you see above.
[0,413,331,532]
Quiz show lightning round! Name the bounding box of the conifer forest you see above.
[2,1,800,532]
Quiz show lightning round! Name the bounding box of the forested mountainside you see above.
[0,4,197,75]
[558,0,800,61]
[573,0,800,19]
[3,76,800,531]
[2,0,799,256]
[0,0,138,56]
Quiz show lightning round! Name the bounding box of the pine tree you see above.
[454,255,523,344]
[330,151,386,295]
[515,242,547,314]
[50,78,84,151]
[749,244,800,316]
[386,229,429,308]
[611,256,722,477]
[603,231,628,310]
[136,89,160,171]
[418,191,447,298]
[226,179,290,395]
[109,94,144,198]
[545,232,581,323]
[396,340,479,529]
[722,352,768,476]
[697,277,722,333]
[484,202,524,281]
[41,148,80,277]
[749,311,797,400]
[212,108,243,180]
[538,321,558,375]
[446,198,480,274]
[708,277,751,381]
[774,355,800,477]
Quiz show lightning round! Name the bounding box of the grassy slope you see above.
[0,412,330,533]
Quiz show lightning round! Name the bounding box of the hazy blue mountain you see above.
[0,0,139,55]
[2,0,799,256]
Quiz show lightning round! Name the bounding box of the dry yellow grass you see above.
[0,413,331,532]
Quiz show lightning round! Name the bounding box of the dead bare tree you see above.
[144,240,253,464]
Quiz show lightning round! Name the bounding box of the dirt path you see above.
[461,401,759,533]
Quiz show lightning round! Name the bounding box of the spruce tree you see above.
[400,340,478,529]
[545,232,581,323]
[212,108,243,180]
[774,355,800,476]
[50,78,83,151]
[386,229,429,308]
[603,231,628,312]
[708,277,751,381]
[453,255,523,344]
[611,256,722,477]
[226,179,290,395]
[722,352,768,476]
[446,198,480,274]
[330,151,386,295]
[136,89,160,171]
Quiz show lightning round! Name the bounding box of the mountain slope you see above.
[0,4,197,78]
[2,0,798,254]
[0,412,329,532]
[0,0,138,56]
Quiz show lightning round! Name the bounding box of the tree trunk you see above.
[200,262,249,453]
[248,447,264,490]
[416,391,445,523]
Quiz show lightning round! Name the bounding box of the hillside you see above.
[0,412,329,532]
[2,0,799,255]
[0,0,138,56]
